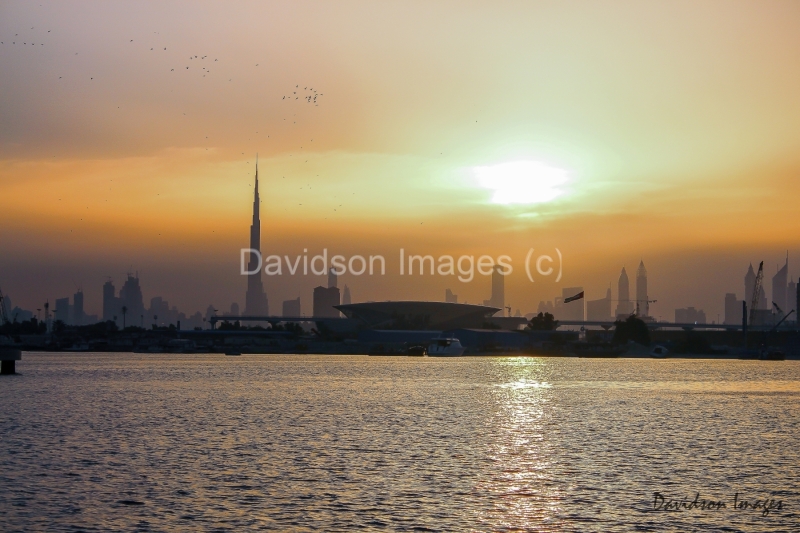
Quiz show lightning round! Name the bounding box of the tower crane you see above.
[748,261,764,327]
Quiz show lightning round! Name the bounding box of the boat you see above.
[427,337,465,357]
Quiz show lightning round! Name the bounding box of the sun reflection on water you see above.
[472,358,564,528]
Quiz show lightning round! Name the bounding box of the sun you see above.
[474,160,569,205]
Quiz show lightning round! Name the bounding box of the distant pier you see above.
[0,348,21,374]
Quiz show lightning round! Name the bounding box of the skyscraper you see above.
[54,297,70,324]
[636,260,649,317]
[615,267,634,318]
[787,278,796,316]
[483,265,505,316]
[724,293,742,325]
[771,253,788,313]
[282,297,301,317]
[342,284,351,305]
[102,278,119,322]
[120,273,145,325]
[73,289,84,326]
[313,286,340,318]
[587,288,612,321]
[244,160,269,316]
[328,266,338,289]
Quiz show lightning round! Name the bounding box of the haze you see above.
[1,0,799,320]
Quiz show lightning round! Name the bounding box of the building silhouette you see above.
[483,265,505,316]
[772,253,788,313]
[342,285,351,305]
[328,266,338,289]
[244,160,269,316]
[73,289,84,326]
[675,306,706,324]
[615,267,634,318]
[445,289,458,303]
[724,293,743,325]
[119,274,145,325]
[229,302,240,316]
[103,279,119,322]
[54,297,70,324]
[636,260,649,317]
[313,286,340,318]
[587,288,612,321]
[283,297,301,317]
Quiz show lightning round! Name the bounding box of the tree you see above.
[611,314,650,346]
[528,312,559,331]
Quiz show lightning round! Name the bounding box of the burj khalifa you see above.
[244,159,269,316]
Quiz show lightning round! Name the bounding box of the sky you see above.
[1,0,800,320]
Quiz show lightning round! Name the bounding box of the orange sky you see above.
[1,1,800,319]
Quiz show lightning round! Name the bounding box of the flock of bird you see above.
[0,26,49,47]
[283,85,322,106]
[4,23,343,216]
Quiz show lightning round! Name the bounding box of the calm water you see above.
[1,353,798,532]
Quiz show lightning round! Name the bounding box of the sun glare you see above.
[474,161,568,205]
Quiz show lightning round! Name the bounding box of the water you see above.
[1,353,798,532]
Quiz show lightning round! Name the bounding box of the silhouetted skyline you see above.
[1,2,799,323]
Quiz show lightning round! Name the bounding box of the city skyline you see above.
[1,1,800,322]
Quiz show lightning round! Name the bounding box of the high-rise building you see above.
[73,289,84,326]
[615,267,634,318]
[328,266,338,289]
[483,265,505,316]
[119,273,145,326]
[771,253,788,313]
[102,279,120,322]
[587,288,612,321]
[229,302,240,317]
[445,289,458,303]
[636,260,649,317]
[282,297,301,317]
[244,160,269,316]
[342,285,351,305]
[313,286,340,318]
[788,278,797,317]
[724,293,743,325]
[54,297,70,324]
